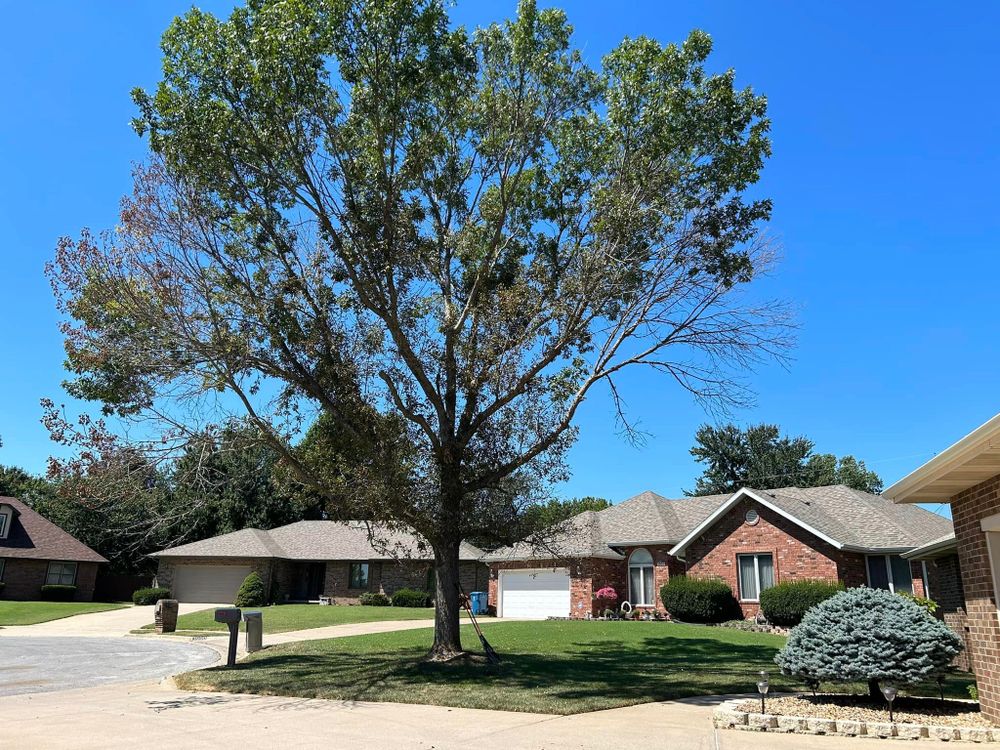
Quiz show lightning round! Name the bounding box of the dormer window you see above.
[0,505,12,540]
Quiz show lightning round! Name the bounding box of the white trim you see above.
[497,567,570,619]
[0,509,10,540]
[885,413,1000,504]
[669,487,846,557]
[736,552,773,602]
[922,560,931,599]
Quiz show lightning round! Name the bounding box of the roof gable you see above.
[668,485,954,557]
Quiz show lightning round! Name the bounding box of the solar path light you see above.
[756,671,770,714]
[880,680,898,723]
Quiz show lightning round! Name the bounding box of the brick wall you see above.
[322,559,487,603]
[0,559,100,601]
[681,497,925,618]
[488,557,626,618]
[158,556,486,605]
[922,553,969,671]
[951,474,1000,723]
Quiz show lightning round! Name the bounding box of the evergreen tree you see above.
[775,587,962,698]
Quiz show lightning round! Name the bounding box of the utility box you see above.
[243,610,263,652]
[154,599,179,634]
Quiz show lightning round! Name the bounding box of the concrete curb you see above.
[713,698,998,742]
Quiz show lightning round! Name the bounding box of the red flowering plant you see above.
[594,586,619,615]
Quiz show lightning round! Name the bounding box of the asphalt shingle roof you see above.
[0,496,107,563]
[483,511,624,562]
[484,484,954,562]
[152,520,484,562]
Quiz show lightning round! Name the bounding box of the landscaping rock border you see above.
[713,698,998,742]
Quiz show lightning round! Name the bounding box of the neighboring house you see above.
[886,413,1000,724]
[485,484,953,620]
[152,520,488,604]
[0,496,107,601]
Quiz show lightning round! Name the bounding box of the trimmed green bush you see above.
[40,584,77,601]
[660,577,740,623]
[359,592,391,606]
[759,579,844,626]
[775,587,963,692]
[391,587,432,608]
[234,572,267,607]
[132,586,171,605]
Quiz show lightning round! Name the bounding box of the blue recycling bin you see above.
[470,591,488,615]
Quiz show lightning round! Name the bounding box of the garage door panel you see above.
[500,569,570,619]
[172,564,251,603]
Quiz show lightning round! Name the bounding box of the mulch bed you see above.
[736,694,989,728]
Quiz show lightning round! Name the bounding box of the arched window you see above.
[629,548,655,607]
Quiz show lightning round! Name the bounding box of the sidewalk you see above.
[0,678,885,750]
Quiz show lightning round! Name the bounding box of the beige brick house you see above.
[886,413,1000,724]
[486,484,953,620]
[152,520,487,604]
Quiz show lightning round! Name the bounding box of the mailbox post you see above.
[214,607,242,667]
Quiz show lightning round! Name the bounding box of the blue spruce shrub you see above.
[775,587,962,690]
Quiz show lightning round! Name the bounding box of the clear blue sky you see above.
[1,2,997,504]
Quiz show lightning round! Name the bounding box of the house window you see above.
[46,561,77,586]
[737,553,774,601]
[0,558,5,581]
[349,563,369,589]
[628,548,655,606]
[866,554,913,594]
[0,509,10,539]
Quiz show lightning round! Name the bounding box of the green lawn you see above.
[174,620,976,715]
[143,603,436,634]
[0,600,128,626]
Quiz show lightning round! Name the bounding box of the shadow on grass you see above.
[186,633,795,712]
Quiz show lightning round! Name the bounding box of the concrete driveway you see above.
[0,602,216,638]
[0,637,219,696]
[0,680,896,750]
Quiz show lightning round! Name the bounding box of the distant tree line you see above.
[688,422,883,495]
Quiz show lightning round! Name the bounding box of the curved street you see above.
[0,636,219,696]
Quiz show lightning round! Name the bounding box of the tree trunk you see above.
[429,537,463,659]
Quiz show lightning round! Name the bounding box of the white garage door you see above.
[171,564,251,603]
[500,569,570,619]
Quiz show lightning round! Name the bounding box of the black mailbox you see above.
[214,607,242,624]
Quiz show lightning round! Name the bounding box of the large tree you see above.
[688,422,882,495]
[48,0,788,657]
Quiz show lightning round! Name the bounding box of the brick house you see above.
[485,484,952,620]
[886,413,1000,724]
[152,520,488,604]
[0,496,107,601]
